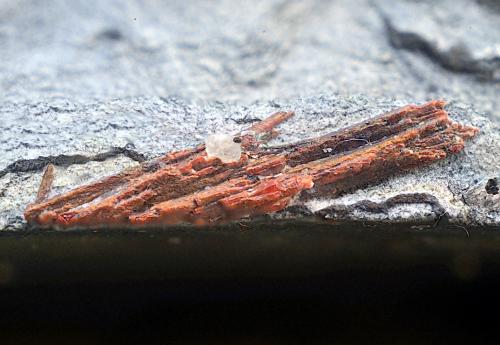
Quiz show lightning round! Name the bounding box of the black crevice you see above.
[383,17,498,81]
[316,193,446,220]
[0,145,146,178]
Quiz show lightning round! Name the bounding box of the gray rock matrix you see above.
[1,0,499,229]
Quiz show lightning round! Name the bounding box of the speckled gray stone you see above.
[1,0,499,118]
[0,0,499,229]
[379,0,500,80]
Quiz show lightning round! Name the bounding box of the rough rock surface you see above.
[0,0,499,230]
[1,96,498,229]
[379,0,500,81]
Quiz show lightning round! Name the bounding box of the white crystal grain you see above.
[205,133,241,163]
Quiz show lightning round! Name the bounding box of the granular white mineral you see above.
[205,133,242,163]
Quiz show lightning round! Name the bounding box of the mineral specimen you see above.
[24,101,478,229]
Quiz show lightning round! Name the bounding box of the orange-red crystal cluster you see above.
[25,101,477,228]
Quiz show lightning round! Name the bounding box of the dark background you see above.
[1,223,500,344]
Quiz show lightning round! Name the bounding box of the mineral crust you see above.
[24,101,478,228]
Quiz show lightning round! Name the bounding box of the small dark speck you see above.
[427,84,438,93]
[232,117,261,125]
[142,161,161,172]
[97,28,123,41]
[485,178,499,195]
[247,175,260,183]
[233,136,242,143]
[49,106,63,112]
[268,100,281,108]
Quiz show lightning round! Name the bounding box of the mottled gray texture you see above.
[380,0,500,80]
[0,0,499,229]
[1,0,499,116]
